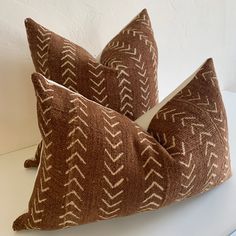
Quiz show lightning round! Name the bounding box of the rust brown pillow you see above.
[24,8,158,168]
[13,73,172,231]
[13,62,231,231]
[146,58,231,198]
[25,9,158,119]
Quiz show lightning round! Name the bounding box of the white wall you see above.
[0,0,236,154]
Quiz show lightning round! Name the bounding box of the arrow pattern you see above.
[121,10,157,69]
[35,24,51,79]
[177,153,196,200]
[122,28,157,68]
[101,44,136,118]
[135,126,165,212]
[100,8,158,119]
[98,108,125,220]
[61,40,77,92]
[14,60,231,231]
[135,10,154,33]
[88,59,109,107]
[131,51,153,113]
[25,9,158,126]
[14,74,167,231]
[117,63,133,118]
[24,10,158,173]
[148,58,231,202]
[23,76,54,229]
[101,41,157,117]
[59,93,88,228]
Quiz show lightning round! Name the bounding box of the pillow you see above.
[24,8,158,168]
[13,65,231,231]
[13,73,171,230]
[25,9,158,119]
[139,58,231,197]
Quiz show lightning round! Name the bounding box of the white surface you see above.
[1,0,236,154]
[0,91,236,236]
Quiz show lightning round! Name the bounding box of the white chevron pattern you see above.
[201,70,216,87]
[99,109,124,220]
[173,71,227,196]
[88,59,109,107]
[59,93,88,228]
[177,153,196,200]
[106,56,134,117]
[155,100,222,200]
[135,11,153,33]
[101,32,157,118]
[157,108,186,122]
[104,45,136,117]
[102,41,157,117]
[130,50,152,113]
[36,25,51,78]
[178,74,228,145]
[26,79,54,229]
[122,28,157,68]
[136,126,163,212]
[61,40,77,91]
[156,132,185,157]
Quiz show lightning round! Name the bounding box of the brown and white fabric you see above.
[147,58,231,199]
[14,73,170,230]
[24,8,158,168]
[25,9,158,119]
[13,62,231,231]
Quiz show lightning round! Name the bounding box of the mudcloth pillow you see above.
[14,73,171,230]
[145,58,231,198]
[13,61,231,231]
[24,9,158,168]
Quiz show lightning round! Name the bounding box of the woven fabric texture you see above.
[14,73,168,230]
[147,58,231,200]
[24,8,158,168]
[13,60,231,230]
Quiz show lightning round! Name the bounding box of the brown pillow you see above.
[13,73,170,231]
[24,8,158,168]
[147,58,231,198]
[13,63,231,231]
[25,9,158,119]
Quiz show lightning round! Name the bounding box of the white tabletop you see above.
[1,91,236,236]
